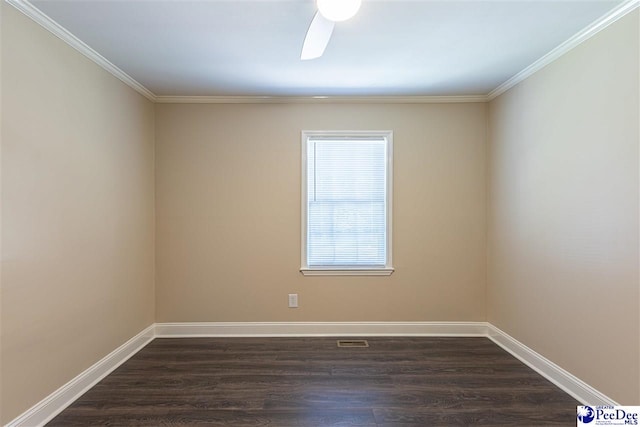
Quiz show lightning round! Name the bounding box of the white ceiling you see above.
[28,0,625,97]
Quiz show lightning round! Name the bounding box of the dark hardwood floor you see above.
[47,337,579,426]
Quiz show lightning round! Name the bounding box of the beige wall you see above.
[0,5,156,423]
[155,103,487,322]
[487,11,639,405]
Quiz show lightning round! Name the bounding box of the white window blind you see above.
[301,131,393,275]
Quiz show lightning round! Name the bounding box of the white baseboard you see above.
[154,321,489,337]
[7,321,620,426]
[158,321,619,405]
[6,324,155,427]
[487,324,619,406]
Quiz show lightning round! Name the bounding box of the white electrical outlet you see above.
[288,293,298,308]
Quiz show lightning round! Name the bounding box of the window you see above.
[301,131,393,276]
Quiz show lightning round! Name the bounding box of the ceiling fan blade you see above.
[301,11,335,60]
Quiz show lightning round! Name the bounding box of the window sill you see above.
[300,268,395,276]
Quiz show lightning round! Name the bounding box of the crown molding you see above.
[2,0,485,105]
[5,0,157,102]
[488,0,640,100]
[6,0,638,104]
[154,95,488,104]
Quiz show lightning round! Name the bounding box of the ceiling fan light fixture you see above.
[317,0,362,22]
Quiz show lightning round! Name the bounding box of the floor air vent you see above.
[337,339,369,348]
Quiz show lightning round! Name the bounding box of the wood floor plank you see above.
[374,407,576,426]
[47,337,579,426]
[48,409,377,427]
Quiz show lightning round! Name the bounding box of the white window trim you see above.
[300,130,394,276]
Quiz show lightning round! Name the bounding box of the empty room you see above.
[0,0,638,425]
